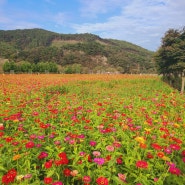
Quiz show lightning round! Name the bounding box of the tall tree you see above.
[155,27,185,93]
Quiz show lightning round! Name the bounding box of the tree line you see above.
[3,61,58,73]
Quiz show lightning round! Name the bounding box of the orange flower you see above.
[13,154,21,161]
[140,143,147,149]
[157,152,164,158]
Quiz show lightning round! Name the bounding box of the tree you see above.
[3,61,17,73]
[20,61,32,73]
[154,27,185,93]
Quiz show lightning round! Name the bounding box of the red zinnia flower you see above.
[44,160,53,169]
[58,152,67,158]
[5,137,13,143]
[63,168,71,177]
[57,152,69,165]
[44,177,53,184]
[136,160,148,169]
[25,141,35,148]
[181,150,185,157]
[116,157,123,164]
[0,132,4,137]
[2,168,17,185]
[151,143,162,150]
[147,152,154,159]
[96,177,109,185]
[88,155,92,162]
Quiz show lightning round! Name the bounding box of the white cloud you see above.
[0,20,40,30]
[79,0,124,17]
[53,12,70,25]
[73,0,185,50]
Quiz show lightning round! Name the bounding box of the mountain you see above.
[0,28,156,73]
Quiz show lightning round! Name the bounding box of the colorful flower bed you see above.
[0,74,185,185]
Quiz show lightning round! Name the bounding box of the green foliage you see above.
[0,42,17,59]
[162,74,182,91]
[3,61,16,72]
[2,61,58,73]
[0,28,59,49]
[155,28,185,75]
[154,27,185,91]
[0,28,156,74]
[63,64,82,74]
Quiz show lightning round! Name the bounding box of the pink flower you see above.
[164,147,172,154]
[118,173,126,182]
[79,152,86,156]
[169,166,181,175]
[24,174,32,179]
[106,145,114,152]
[54,140,61,145]
[38,151,48,159]
[38,135,45,140]
[94,158,105,165]
[64,136,70,141]
[93,151,101,157]
[83,176,91,183]
[113,141,121,148]
[69,139,75,145]
[36,144,42,148]
[30,134,37,139]
[90,141,97,146]
[170,144,181,150]
[78,134,85,139]
[166,162,176,168]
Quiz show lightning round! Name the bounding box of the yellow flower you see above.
[144,121,147,125]
[162,156,170,161]
[13,119,19,122]
[173,123,180,128]
[135,136,145,144]
[16,175,24,181]
[13,154,21,161]
[144,128,151,132]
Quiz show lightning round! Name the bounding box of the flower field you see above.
[0,74,185,185]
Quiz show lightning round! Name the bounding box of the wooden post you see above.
[181,70,185,94]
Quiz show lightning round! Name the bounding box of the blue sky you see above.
[0,0,185,51]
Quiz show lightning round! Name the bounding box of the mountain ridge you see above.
[0,28,155,73]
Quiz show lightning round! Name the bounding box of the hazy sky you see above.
[0,0,184,51]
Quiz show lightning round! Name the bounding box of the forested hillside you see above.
[0,28,156,73]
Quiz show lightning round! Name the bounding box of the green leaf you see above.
[47,170,55,177]
[0,166,6,172]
